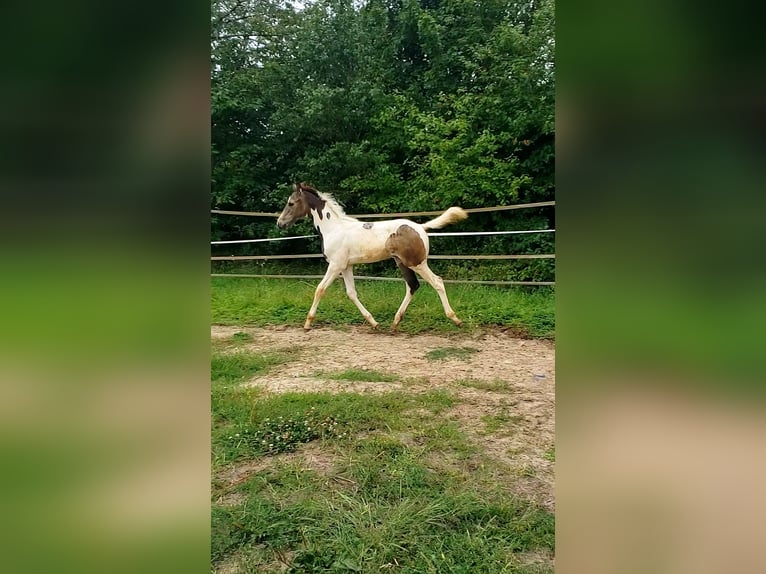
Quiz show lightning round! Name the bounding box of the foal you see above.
[276,182,468,330]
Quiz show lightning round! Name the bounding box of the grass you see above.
[457,378,513,392]
[212,386,456,468]
[316,368,400,383]
[212,384,554,573]
[211,331,256,352]
[231,331,253,343]
[481,412,522,434]
[209,351,554,573]
[211,350,293,385]
[211,277,555,338]
[426,346,480,361]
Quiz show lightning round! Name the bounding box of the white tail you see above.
[422,207,468,230]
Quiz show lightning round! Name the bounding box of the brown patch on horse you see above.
[298,182,326,218]
[298,182,320,196]
[386,224,426,268]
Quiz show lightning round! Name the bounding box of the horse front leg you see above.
[341,267,379,328]
[304,264,342,330]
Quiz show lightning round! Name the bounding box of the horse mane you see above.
[299,182,354,221]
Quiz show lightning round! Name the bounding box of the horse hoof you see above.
[370,322,380,329]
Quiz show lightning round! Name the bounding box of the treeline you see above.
[211,0,554,281]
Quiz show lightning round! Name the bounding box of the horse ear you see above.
[292,183,299,192]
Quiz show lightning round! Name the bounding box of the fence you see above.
[211,201,555,286]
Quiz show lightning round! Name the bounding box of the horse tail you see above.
[422,207,468,230]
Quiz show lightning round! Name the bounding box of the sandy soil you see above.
[212,324,555,510]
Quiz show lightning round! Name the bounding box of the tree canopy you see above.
[211,0,554,281]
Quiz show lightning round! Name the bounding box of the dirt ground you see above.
[211,325,555,510]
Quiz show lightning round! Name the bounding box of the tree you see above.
[211,0,554,280]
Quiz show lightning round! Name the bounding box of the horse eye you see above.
[288,202,294,207]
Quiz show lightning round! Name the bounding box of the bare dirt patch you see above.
[212,324,555,509]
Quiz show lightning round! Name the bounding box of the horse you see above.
[276,182,468,330]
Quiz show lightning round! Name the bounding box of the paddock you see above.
[212,323,555,508]
[210,199,556,573]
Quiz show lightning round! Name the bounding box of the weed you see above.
[316,368,399,383]
[231,331,253,343]
[481,412,521,434]
[230,407,348,455]
[457,378,513,392]
[425,346,479,361]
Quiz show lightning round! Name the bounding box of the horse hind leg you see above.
[341,267,379,328]
[392,257,420,330]
[413,262,462,326]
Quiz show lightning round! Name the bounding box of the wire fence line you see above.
[211,228,555,245]
[211,235,317,245]
[212,254,554,261]
[211,200,555,219]
[211,274,555,286]
[211,199,555,286]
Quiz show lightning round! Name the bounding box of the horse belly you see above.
[348,242,389,264]
[332,226,383,264]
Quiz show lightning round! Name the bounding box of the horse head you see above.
[276,183,322,229]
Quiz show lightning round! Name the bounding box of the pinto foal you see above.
[276,183,468,330]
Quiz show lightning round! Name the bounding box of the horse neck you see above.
[309,206,348,236]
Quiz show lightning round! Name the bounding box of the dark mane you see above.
[298,182,321,197]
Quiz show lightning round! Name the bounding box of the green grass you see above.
[211,331,255,351]
[426,346,480,361]
[211,277,555,338]
[481,412,522,434]
[212,387,456,468]
[209,310,555,572]
[212,387,554,573]
[316,368,400,383]
[457,378,513,392]
[211,350,292,385]
[231,331,253,343]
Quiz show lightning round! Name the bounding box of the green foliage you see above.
[211,0,555,272]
